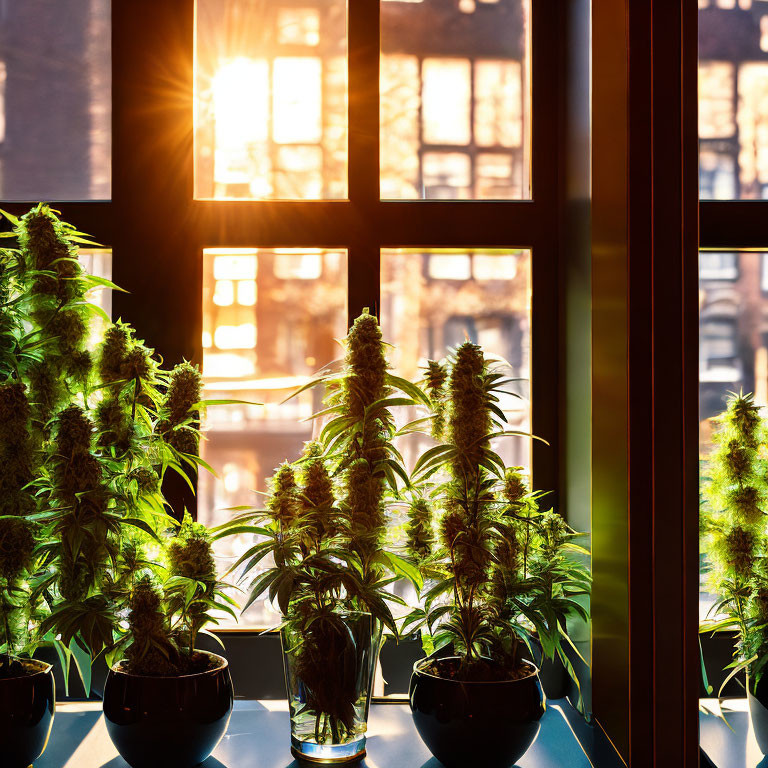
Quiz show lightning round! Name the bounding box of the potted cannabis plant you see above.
[701,392,768,753]
[102,515,235,768]
[0,205,240,766]
[404,344,591,768]
[215,310,421,763]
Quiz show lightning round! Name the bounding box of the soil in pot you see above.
[0,657,55,768]
[103,650,233,768]
[409,656,545,768]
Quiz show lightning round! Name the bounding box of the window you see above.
[194,0,348,200]
[381,248,531,468]
[0,0,111,200]
[699,251,739,280]
[380,0,531,199]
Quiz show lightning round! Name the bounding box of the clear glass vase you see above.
[281,611,380,764]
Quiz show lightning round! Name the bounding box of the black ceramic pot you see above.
[103,651,233,768]
[749,675,768,754]
[409,657,545,768]
[0,658,55,768]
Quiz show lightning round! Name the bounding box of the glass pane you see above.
[699,251,768,627]
[380,0,530,200]
[79,249,113,346]
[0,0,111,200]
[199,248,347,626]
[194,0,348,200]
[380,248,532,471]
[699,3,768,198]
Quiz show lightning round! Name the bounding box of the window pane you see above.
[381,248,532,470]
[699,4,768,198]
[199,248,347,626]
[0,0,111,200]
[79,249,113,346]
[195,0,348,200]
[381,0,530,200]
[699,251,768,624]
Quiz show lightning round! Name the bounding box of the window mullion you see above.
[347,0,380,323]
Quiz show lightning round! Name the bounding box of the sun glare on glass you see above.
[194,0,348,200]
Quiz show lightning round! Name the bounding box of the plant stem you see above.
[330,715,341,745]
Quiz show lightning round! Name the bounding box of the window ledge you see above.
[40,698,615,767]
[700,697,763,768]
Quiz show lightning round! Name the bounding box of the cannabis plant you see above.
[109,514,235,676]
[0,205,232,686]
[214,311,423,744]
[701,392,768,691]
[403,343,590,694]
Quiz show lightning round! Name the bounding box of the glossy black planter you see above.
[409,657,545,768]
[0,658,55,768]
[103,651,233,768]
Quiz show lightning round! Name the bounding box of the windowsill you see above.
[700,698,766,768]
[40,698,619,767]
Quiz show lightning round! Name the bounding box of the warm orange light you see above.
[212,58,270,195]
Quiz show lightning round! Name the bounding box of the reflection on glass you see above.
[195,0,348,200]
[699,4,768,198]
[0,1,111,200]
[380,0,530,200]
[380,248,531,472]
[699,251,768,619]
[199,248,347,625]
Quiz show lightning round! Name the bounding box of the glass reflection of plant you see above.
[216,310,421,745]
[701,392,768,692]
[403,342,590,700]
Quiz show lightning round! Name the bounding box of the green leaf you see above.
[81,274,127,292]
[365,397,416,416]
[484,430,550,446]
[0,208,19,226]
[121,517,161,542]
[385,373,431,407]
[700,637,713,696]
[242,570,281,613]
[211,525,269,542]
[52,638,72,696]
[70,638,92,698]
[718,655,756,698]
[281,373,344,404]
[380,551,423,590]
[200,628,226,650]
[412,444,455,476]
